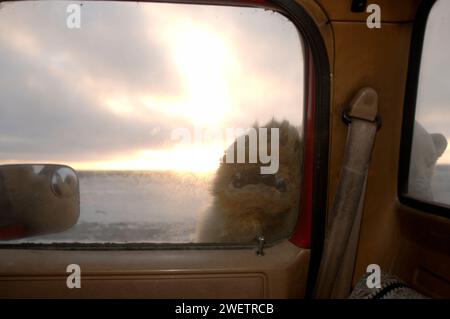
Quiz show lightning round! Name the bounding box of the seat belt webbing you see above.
[314,87,380,299]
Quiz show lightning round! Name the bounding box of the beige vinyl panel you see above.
[0,241,310,298]
[317,0,422,22]
[327,8,450,297]
[329,21,413,275]
[391,207,450,298]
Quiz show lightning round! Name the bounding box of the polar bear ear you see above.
[431,133,448,158]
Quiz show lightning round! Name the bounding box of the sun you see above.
[166,24,236,126]
[75,22,240,172]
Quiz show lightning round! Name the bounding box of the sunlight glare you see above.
[166,24,236,126]
[70,142,224,173]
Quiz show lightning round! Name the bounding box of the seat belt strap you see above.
[314,87,380,299]
[331,175,367,297]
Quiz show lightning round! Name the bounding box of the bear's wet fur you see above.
[196,119,303,243]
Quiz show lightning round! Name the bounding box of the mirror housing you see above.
[0,164,80,241]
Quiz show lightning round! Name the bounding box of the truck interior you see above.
[0,0,448,299]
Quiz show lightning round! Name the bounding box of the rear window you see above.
[0,0,304,244]
[403,0,450,211]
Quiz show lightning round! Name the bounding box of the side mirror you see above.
[0,164,80,241]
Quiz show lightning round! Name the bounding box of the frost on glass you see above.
[0,1,304,243]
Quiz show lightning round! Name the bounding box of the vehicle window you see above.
[0,1,304,244]
[406,0,450,207]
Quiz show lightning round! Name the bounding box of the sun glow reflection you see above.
[92,23,238,171]
[70,143,224,173]
[168,26,236,126]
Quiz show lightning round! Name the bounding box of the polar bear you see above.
[196,119,302,243]
[408,121,447,201]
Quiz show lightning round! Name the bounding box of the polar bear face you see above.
[195,120,303,243]
[408,122,447,201]
[212,119,302,218]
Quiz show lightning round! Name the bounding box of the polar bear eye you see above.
[275,177,287,192]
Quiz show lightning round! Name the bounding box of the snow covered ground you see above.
[12,171,214,243]
[7,164,450,244]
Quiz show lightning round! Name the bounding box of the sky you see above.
[416,0,450,164]
[0,0,304,172]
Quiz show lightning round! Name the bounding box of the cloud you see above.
[0,1,303,167]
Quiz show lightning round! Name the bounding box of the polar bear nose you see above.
[231,170,287,192]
